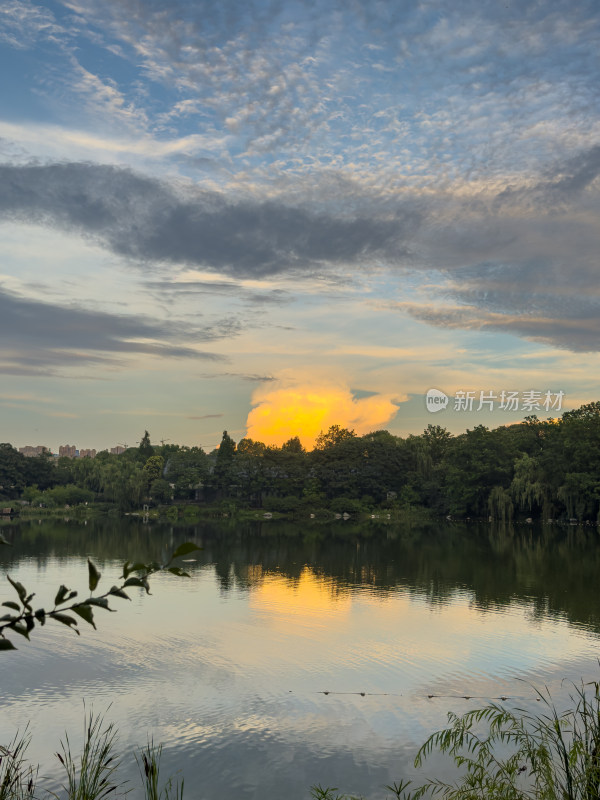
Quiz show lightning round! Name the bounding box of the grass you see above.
[53,711,120,800]
[313,678,600,799]
[2,679,600,799]
[137,741,184,800]
[0,729,37,800]
[0,713,184,800]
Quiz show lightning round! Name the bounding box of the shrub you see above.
[330,497,363,515]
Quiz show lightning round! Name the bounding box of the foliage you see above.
[314,425,357,450]
[0,541,201,651]
[212,430,237,491]
[138,430,155,461]
[44,485,96,507]
[0,444,54,500]
[137,740,184,800]
[262,494,301,513]
[314,679,600,800]
[409,679,600,799]
[143,456,165,488]
[162,446,208,500]
[0,729,37,800]
[2,715,183,800]
[54,711,120,800]
[329,496,364,515]
[150,478,173,504]
[310,785,363,800]
[6,401,600,519]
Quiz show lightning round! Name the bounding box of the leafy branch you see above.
[0,540,201,651]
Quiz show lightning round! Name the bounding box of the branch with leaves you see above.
[0,539,201,651]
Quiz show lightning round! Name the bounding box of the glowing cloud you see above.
[245,375,401,449]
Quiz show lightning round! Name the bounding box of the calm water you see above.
[1,517,600,799]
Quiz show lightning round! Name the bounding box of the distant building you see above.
[110,445,126,455]
[79,448,97,458]
[59,444,77,458]
[19,445,50,458]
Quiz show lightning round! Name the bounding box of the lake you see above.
[1,517,600,799]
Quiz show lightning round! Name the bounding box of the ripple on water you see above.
[3,525,600,800]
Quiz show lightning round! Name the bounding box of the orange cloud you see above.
[245,377,400,449]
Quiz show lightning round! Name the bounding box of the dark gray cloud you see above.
[199,372,275,382]
[496,145,600,208]
[186,413,224,419]
[398,300,600,353]
[2,141,600,352]
[549,145,600,197]
[394,142,600,351]
[145,279,292,306]
[0,162,418,278]
[0,287,227,375]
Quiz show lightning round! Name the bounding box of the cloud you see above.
[200,372,275,382]
[3,148,600,353]
[186,413,224,419]
[68,58,149,131]
[50,0,600,170]
[0,0,65,50]
[245,375,401,449]
[57,0,337,153]
[145,278,292,305]
[495,144,600,208]
[393,300,600,353]
[388,143,600,352]
[0,286,228,375]
[0,162,418,277]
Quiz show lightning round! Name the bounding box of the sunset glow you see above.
[1,0,598,448]
[250,569,351,619]
[245,380,400,449]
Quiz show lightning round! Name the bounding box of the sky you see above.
[1,0,599,451]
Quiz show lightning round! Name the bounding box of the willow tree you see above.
[488,485,514,523]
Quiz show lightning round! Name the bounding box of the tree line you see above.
[2,401,600,521]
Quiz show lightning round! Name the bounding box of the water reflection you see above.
[1,518,599,799]
[3,519,600,622]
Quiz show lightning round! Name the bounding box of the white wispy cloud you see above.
[0,0,65,49]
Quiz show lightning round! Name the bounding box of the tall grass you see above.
[312,679,600,799]
[136,741,184,800]
[0,712,184,800]
[0,729,37,800]
[3,680,600,799]
[53,711,121,800]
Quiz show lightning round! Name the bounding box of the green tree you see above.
[267,440,309,499]
[314,425,356,450]
[138,430,154,461]
[234,438,268,505]
[0,444,27,500]
[99,457,145,511]
[162,446,208,500]
[149,478,173,503]
[212,431,236,492]
[143,455,165,489]
[442,425,514,517]
[281,436,305,454]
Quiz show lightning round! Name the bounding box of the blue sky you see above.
[1,0,599,450]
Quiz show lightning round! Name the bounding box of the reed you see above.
[313,679,600,799]
[53,711,121,800]
[0,729,37,800]
[136,740,184,800]
[3,679,600,799]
